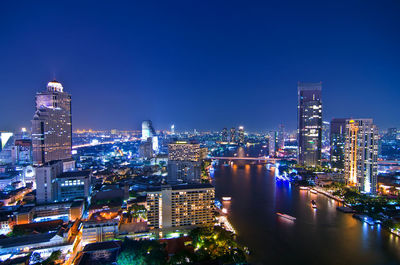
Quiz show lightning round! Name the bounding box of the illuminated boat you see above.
[310,189,318,194]
[276,212,296,221]
[222,197,231,201]
[299,186,309,190]
[311,200,317,209]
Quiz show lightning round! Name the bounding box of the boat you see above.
[311,200,317,209]
[310,189,318,194]
[276,212,296,221]
[299,186,309,190]
[222,197,231,201]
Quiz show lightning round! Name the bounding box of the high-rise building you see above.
[35,160,64,204]
[171,124,175,135]
[277,124,285,150]
[32,80,72,165]
[230,128,236,143]
[221,128,228,142]
[141,120,155,141]
[330,118,347,169]
[146,184,215,229]
[344,119,378,194]
[238,126,245,144]
[267,131,277,157]
[167,141,201,183]
[141,120,158,153]
[297,82,322,166]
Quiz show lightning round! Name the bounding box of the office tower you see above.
[141,120,155,141]
[13,139,32,165]
[230,127,236,143]
[322,121,330,149]
[0,132,13,152]
[171,124,175,135]
[267,131,277,157]
[54,170,91,201]
[35,160,63,204]
[277,124,285,150]
[146,184,215,229]
[330,118,347,169]
[141,120,158,153]
[32,80,72,165]
[386,128,398,141]
[139,138,154,159]
[238,126,245,144]
[167,141,201,183]
[297,82,322,166]
[221,128,228,142]
[344,119,378,194]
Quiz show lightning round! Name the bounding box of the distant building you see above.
[32,80,72,165]
[229,127,236,143]
[322,121,330,150]
[238,126,245,144]
[267,131,277,157]
[139,138,154,159]
[167,141,201,183]
[146,184,215,229]
[344,119,378,194]
[297,82,322,166]
[277,124,285,151]
[330,118,347,169]
[141,120,155,141]
[221,128,228,142]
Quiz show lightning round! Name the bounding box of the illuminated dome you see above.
[47,80,63,92]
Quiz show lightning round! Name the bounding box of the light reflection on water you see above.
[213,162,400,265]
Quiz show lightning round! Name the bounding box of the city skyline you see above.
[1,1,400,131]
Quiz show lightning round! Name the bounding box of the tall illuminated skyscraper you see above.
[141,120,155,141]
[230,127,236,143]
[297,82,322,166]
[238,126,245,144]
[32,80,72,165]
[330,118,347,169]
[344,119,378,194]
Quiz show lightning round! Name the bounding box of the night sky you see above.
[1,0,399,132]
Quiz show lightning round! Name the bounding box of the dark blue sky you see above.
[1,0,399,132]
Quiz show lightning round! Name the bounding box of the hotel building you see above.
[146,184,215,229]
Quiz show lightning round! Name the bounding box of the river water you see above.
[212,163,400,265]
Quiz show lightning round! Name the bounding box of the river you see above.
[212,162,400,265]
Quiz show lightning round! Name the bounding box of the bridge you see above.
[209,156,282,163]
[209,157,400,166]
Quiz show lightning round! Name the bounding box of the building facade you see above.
[32,80,72,165]
[146,184,215,229]
[344,119,378,194]
[297,82,322,166]
[54,171,91,202]
[35,160,64,204]
[330,118,347,169]
[167,141,201,183]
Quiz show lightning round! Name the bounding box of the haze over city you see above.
[1,0,400,131]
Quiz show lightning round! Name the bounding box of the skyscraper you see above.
[344,119,378,194]
[238,126,245,144]
[330,118,347,169]
[230,127,236,143]
[32,80,72,165]
[141,120,155,141]
[167,141,201,183]
[297,82,322,166]
[221,128,228,142]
